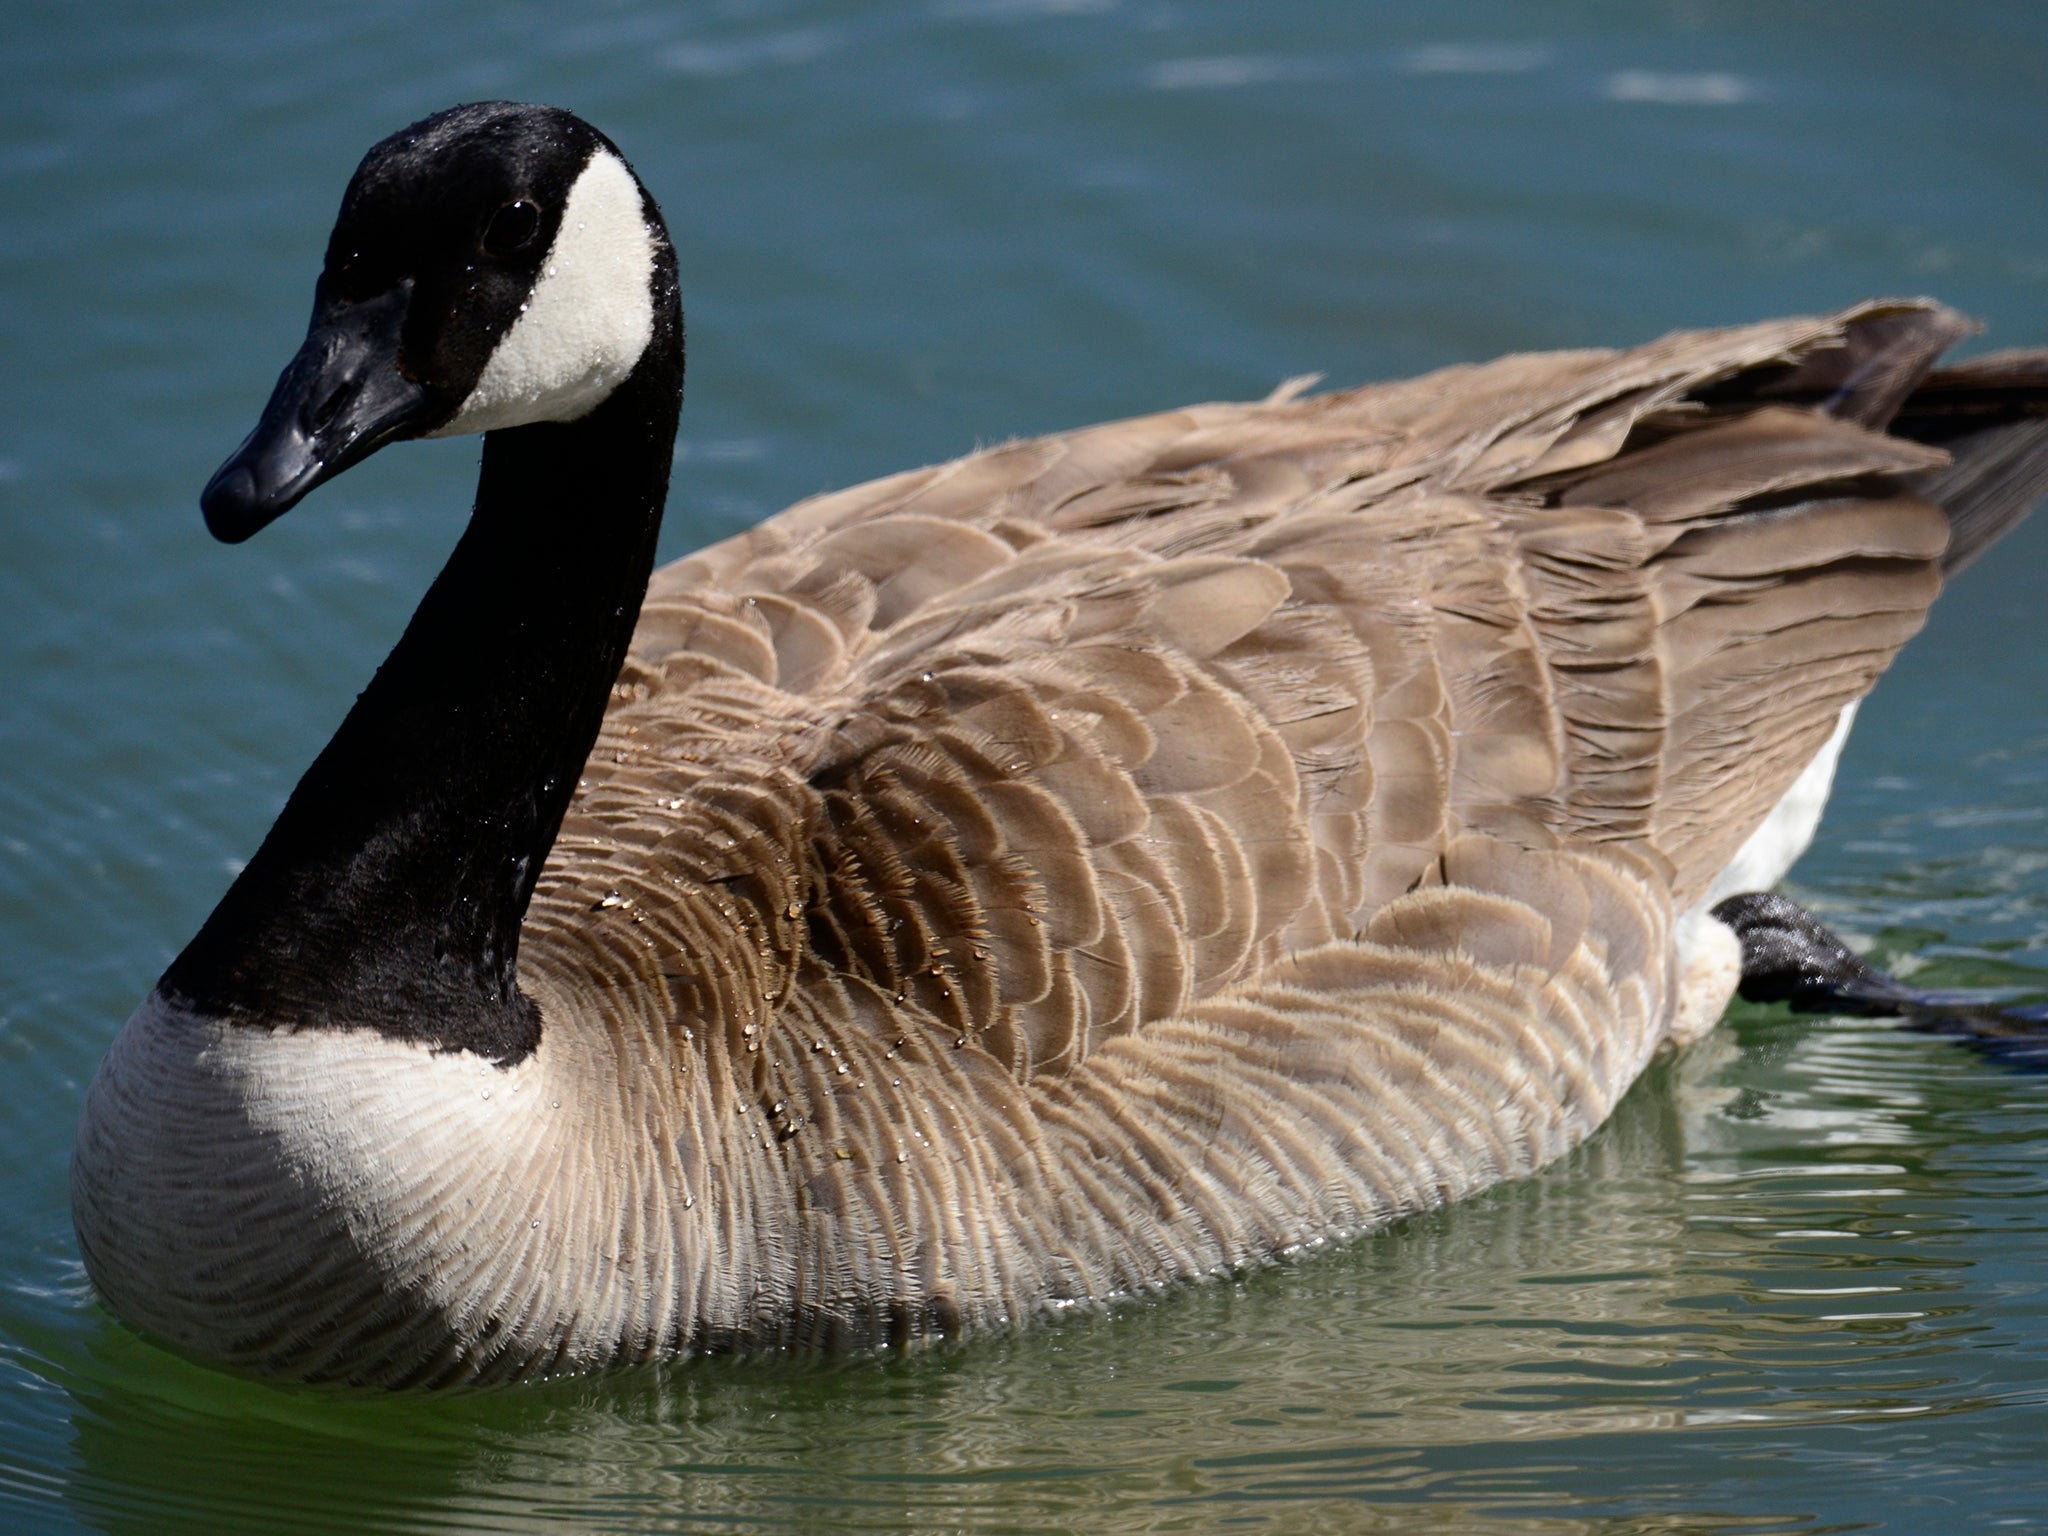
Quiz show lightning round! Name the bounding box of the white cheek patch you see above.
[428,149,657,437]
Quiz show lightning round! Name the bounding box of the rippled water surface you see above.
[6,3,2048,1531]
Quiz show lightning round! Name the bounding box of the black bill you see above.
[199,281,435,542]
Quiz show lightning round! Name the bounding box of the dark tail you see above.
[1718,301,2048,574]
[1892,350,2048,575]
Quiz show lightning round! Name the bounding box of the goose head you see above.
[199,99,667,541]
[157,101,682,1065]
[75,106,692,1385]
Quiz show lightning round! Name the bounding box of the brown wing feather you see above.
[512,300,2047,1346]
[567,297,1967,1085]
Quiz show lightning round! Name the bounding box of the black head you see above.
[200,102,667,541]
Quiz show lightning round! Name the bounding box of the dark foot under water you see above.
[1713,891,2048,1069]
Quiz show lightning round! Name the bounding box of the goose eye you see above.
[326,246,389,298]
[482,200,542,258]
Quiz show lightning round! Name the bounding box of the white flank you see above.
[1670,702,1860,1044]
[429,149,657,437]
[1701,701,1859,911]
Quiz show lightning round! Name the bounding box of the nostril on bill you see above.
[304,376,352,435]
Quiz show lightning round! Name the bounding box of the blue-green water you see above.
[6,3,2048,1530]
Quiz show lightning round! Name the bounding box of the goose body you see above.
[71,104,2048,1387]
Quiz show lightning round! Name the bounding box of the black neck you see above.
[163,265,682,1063]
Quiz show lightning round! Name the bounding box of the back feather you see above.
[490,300,2048,1352]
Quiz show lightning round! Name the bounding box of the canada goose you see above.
[71,102,2048,1389]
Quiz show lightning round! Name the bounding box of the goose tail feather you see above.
[1893,348,2048,575]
